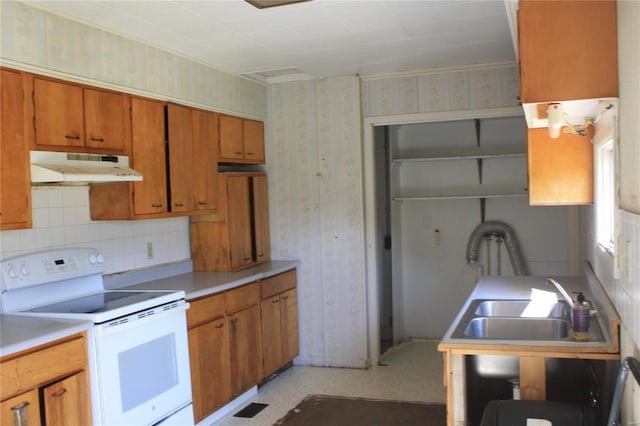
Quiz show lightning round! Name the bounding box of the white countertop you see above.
[122,260,299,299]
[0,315,92,358]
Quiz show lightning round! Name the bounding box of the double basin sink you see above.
[451,299,604,378]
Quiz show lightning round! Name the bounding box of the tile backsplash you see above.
[0,187,190,274]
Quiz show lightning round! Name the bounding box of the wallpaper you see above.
[361,64,520,117]
[267,77,368,368]
[0,0,267,118]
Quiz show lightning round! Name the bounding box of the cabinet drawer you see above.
[187,293,226,328]
[261,269,297,299]
[226,283,259,313]
[1,334,87,400]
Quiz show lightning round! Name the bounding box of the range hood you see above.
[31,151,143,185]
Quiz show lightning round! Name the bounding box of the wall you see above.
[266,77,367,368]
[0,1,267,274]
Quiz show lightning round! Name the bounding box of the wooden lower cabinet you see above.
[228,304,262,397]
[0,333,91,426]
[188,317,231,422]
[41,371,91,426]
[261,270,299,379]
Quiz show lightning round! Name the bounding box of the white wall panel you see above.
[267,76,367,367]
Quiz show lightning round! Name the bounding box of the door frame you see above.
[361,106,551,366]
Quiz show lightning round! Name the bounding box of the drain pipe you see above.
[466,221,529,276]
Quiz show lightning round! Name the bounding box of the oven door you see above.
[93,301,193,426]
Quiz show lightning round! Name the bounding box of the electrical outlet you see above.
[146,242,153,260]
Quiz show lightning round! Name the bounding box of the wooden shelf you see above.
[393,187,528,201]
[393,146,525,164]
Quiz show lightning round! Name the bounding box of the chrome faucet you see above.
[546,278,574,307]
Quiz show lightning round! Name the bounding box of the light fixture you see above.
[245,0,311,9]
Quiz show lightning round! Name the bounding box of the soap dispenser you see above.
[572,292,590,341]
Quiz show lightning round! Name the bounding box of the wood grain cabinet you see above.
[0,333,92,426]
[186,282,265,422]
[31,76,130,153]
[260,270,299,379]
[90,99,219,219]
[191,172,271,271]
[186,293,231,423]
[219,115,265,164]
[518,0,618,103]
[0,68,32,230]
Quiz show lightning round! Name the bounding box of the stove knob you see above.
[7,266,18,279]
[96,254,105,264]
[20,264,30,276]
[89,254,97,265]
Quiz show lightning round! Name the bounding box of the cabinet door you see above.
[131,97,167,215]
[33,77,85,148]
[0,389,41,426]
[83,88,127,152]
[261,295,284,378]
[243,120,265,164]
[227,176,253,269]
[167,104,194,213]
[188,317,231,423]
[219,115,243,162]
[527,128,594,205]
[41,371,91,426]
[0,69,31,230]
[281,288,299,362]
[253,174,271,264]
[228,304,262,397]
[518,0,618,103]
[192,109,219,212]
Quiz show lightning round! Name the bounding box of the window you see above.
[595,137,615,253]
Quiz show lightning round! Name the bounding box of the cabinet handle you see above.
[258,254,265,258]
[64,134,81,140]
[215,323,224,329]
[152,203,163,208]
[244,257,252,261]
[246,152,254,155]
[233,151,242,155]
[174,202,184,207]
[90,136,104,142]
[272,299,280,304]
[282,296,289,300]
[52,388,67,398]
[198,201,208,205]
[11,401,29,426]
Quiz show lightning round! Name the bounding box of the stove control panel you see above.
[1,248,105,292]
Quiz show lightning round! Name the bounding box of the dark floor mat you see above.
[234,402,269,418]
[274,394,446,426]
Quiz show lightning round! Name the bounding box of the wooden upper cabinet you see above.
[32,76,129,153]
[243,119,265,163]
[219,114,265,164]
[227,175,254,270]
[527,127,594,205]
[1,69,31,230]
[192,109,219,212]
[167,104,194,213]
[219,115,244,162]
[83,88,128,152]
[518,0,618,103]
[131,97,168,215]
[252,174,271,264]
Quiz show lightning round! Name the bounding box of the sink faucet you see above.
[546,278,574,307]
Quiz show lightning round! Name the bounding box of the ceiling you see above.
[26,0,518,82]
